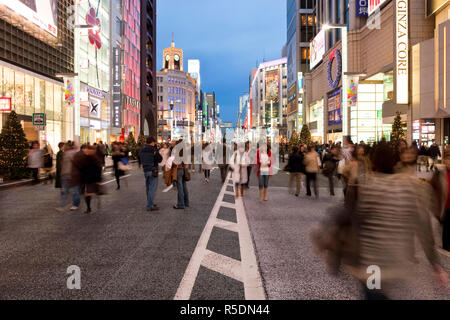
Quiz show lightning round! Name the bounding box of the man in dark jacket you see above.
[429,140,441,170]
[139,137,162,211]
[322,146,341,196]
[287,146,304,196]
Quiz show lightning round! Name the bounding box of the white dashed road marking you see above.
[174,172,265,300]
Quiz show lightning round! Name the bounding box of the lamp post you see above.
[169,102,174,141]
[322,23,348,137]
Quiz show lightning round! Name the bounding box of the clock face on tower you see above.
[166,55,170,61]
[174,54,180,62]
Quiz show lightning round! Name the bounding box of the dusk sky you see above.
[156,0,287,125]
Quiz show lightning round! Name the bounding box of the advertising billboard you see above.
[0,0,58,37]
[112,46,122,128]
[265,69,280,123]
[0,97,12,111]
[265,70,280,103]
[287,35,297,89]
[368,0,388,16]
[310,29,326,69]
[328,88,342,126]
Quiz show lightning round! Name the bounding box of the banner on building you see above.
[112,46,122,128]
[0,97,11,111]
[328,88,342,126]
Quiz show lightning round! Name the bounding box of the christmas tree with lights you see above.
[299,124,312,145]
[391,111,405,146]
[0,111,29,180]
[126,131,138,160]
[288,130,300,152]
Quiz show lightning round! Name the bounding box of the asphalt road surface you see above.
[0,162,449,299]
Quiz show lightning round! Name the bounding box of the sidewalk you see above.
[0,158,136,191]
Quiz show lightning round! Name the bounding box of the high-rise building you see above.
[286,0,316,139]
[156,40,197,142]
[250,58,288,139]
[0,0,74,151]
[205,92,217,130]
[110,0,141,142]
[140,0,157,138]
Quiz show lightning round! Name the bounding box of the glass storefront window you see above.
[25,75,34,116]
[14,72,25,115]
[54,86,62,121]
[4,67,14,107]
[45,82,54,121]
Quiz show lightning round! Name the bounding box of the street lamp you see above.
[322,23,348,137]
[169,102,174,141]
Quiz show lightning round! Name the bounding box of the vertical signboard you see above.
[112,46,122,128]
[395,0,409,104]
[356,0,369,17]
[328,88,342,126]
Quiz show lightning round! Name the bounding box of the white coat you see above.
[230,150,249,185]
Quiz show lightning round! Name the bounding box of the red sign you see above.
[369,0,388,15]
[0,97,11,111]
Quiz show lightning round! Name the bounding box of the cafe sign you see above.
[396,0,409,104]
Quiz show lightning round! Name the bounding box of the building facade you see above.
[412,0,450,146]
[140,0,157,138]
[303,0,434,145]
[0,0,74,152]
[156,41,196,142]
[250,57,288,140]
[286,0,316,138]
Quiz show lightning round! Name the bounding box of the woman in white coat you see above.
[230,144,249,198]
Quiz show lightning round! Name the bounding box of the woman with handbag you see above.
[230,144,249,198]
[173,142,189,209]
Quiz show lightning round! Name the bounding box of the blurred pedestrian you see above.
[58,141,80,211]
[218,138,229,183]
[287,146,303,197]
[304,145,319,198]
[55,142,64,189]
[27,141,43,183]
[42,144,53,183]
[257,143,272,201]
[429,140,441,170]
[173,141,190,209]
[202,143,213,183]
[322,146,341,196]
[350,141,447,299]
[111,143,126,190]
[230,143,249,198]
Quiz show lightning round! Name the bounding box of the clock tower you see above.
[163,34,183,71]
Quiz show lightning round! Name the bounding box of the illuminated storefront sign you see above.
[310,29,326,69]
[0,0,58,37]
[396,0,409,104]
[327,49,342,89]
[0,97,11,111]
[369,0,388,15]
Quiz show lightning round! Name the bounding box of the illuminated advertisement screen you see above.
[310,29,325,69]
[265,70,280,103]
[0,0,58,37]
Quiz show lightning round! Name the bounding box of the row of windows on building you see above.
[157,76,188,86]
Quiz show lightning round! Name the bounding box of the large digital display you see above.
[0,0,58,37]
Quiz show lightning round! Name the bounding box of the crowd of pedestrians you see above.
[307,137,450,299]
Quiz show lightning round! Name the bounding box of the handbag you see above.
[184,167,191,181]
[152,169,159,177]
[118,161,131,171]
[120,157,129,165]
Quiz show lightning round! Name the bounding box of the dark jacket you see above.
[55,150,63,188]
[322,152,340,177]
[287,152,304,173]
[71,151,102,187]
[429,145,441,158]
[139,145,162,173]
